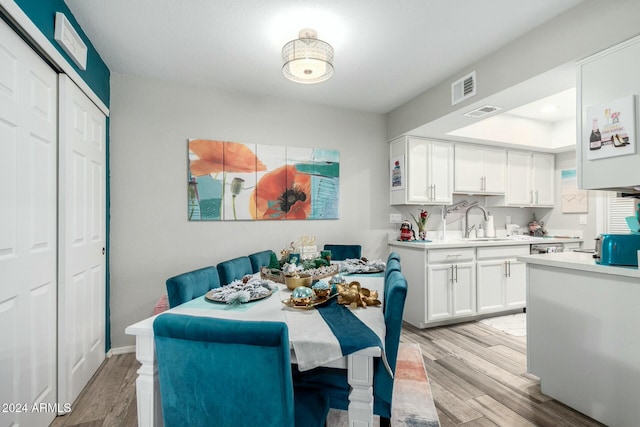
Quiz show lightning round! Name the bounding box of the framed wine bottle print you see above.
[586,95,636,160]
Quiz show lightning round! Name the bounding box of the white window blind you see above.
[606,192,636,233]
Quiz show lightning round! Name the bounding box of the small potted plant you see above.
[410,209,429,240]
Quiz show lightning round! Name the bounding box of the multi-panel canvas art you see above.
[188,139,339,221]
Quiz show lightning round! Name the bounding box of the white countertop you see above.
[388,236,583,250]
[517,251,640,279]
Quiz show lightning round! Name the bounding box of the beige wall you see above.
[109,73,387,348]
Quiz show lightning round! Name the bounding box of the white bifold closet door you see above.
[0,17,58,427]
[57,74,106,406]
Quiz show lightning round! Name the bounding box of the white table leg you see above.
[134,335,163,427]
[347,354,374,427]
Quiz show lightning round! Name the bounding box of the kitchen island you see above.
[517,251,640,427]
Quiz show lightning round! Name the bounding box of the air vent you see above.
[451,71,476,105]
[463,105,501,118]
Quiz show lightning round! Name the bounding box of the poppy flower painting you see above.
[188,139,339,221]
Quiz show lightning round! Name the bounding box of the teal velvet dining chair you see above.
[323,244,362,261]
[154,314,330,427]
[384,259,401,311]
[292,270,408,427]
[387,252,400,263]
[217,256,254,286]
[248,250,276,273]
[165,266,221,308]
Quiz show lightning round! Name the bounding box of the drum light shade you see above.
[282,29,334,84]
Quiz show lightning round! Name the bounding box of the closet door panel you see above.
[58,74,106,406]
[0,18,57,427]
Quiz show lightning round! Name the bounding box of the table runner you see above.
[316,298,382,355]
[284,294,387,372]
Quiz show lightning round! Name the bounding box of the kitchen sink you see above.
[461,237,511,242]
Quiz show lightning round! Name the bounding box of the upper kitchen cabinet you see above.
[390,136,453,205]
[488,151,554,207]
[577,36,640,193]
[454,144,506,194]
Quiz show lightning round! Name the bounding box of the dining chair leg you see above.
[380,416,391,427]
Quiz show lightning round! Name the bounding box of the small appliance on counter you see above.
[593,233,640,266]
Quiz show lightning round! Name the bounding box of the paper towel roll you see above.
[485,215,496,237]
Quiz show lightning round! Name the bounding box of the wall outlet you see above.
[579,215,587,225]
[390,214,402,224]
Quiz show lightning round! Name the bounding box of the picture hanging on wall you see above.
[561,169,588,213]
[187,139,339,221]
[390,155,405,191]
[586,95,636,160]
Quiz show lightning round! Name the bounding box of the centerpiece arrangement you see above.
[205,276,277,305]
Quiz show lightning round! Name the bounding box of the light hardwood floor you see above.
[50,320,604,427]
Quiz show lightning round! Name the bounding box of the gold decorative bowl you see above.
[284,274,312,290]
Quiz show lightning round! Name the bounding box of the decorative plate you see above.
[206,288,273,303]
[204,278,275,304]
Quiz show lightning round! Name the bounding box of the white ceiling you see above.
[65,0,583,114]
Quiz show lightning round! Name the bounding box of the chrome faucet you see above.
[465,205,489,238]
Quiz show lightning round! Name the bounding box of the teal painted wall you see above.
[14,0,112,351]
[15,0,110,107]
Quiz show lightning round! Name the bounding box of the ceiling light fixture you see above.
[282,28,334,84]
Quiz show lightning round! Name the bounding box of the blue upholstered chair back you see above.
[248,250,274,273]
[387,251,400,263]
[384,259,401,310]
[165,266,220,308]
[323,244,362,261]
[373,270,408,417]
[154,315,295,427]
[217,256,253,286]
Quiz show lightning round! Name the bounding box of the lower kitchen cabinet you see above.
[477,245,528,314]
[392,243,529,328]
[427,262,475,321]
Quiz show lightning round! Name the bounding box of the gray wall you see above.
[534,151,598,245]
[109,73,387,348]
[387,0,640,139]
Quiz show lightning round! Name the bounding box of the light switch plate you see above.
[390,214,402,223]
[579,215,587,225]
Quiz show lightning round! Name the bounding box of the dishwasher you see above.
[530,242,565,254]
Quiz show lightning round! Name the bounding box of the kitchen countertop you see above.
[388,236,583,250]
[517,251,640,278]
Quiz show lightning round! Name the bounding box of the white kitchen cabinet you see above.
[454,144,506,194]
[476,245,528,314]
[390,136,453,205]
[426,248,476,322]
[488,151,554,207]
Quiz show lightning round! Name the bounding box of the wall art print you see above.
[188,139,339,221]
[586,95,636,160]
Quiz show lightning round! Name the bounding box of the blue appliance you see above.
[593,233,640,266]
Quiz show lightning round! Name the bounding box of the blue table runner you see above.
[316,298,383,356]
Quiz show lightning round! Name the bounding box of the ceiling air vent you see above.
[463,105,501,118]
[451,71,476,105]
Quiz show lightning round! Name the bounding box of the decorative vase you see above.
[418,230,427,240]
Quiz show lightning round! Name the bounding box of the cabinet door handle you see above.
[535,190,539,204]
[432,184,436,200]
[454,265,458,283]
[504,260,508,277]
[507,261,511,277]
[530,190,533,204]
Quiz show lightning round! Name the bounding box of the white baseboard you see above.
[109,346,136,356]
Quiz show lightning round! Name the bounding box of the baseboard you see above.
[109,346,136,356]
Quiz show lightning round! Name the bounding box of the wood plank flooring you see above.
[49,320,604,427]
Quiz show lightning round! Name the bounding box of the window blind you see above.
[606,192,637,233]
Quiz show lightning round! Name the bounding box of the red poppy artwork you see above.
[250,165,312,220]
[188,139,339,221]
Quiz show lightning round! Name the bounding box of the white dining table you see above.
[125,274,385,427]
